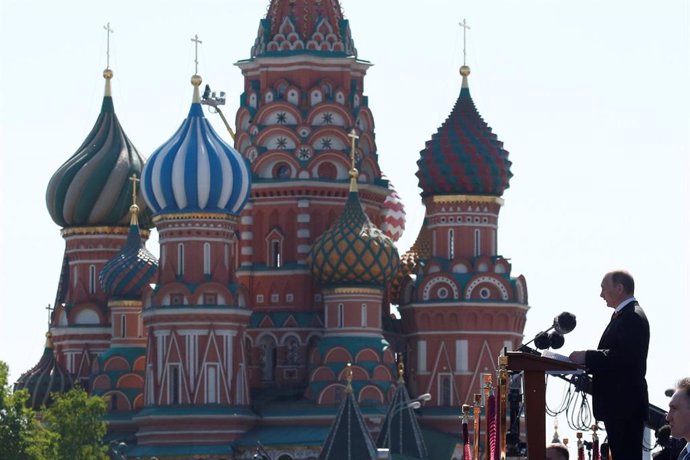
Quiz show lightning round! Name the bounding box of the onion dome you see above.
[14,332,74,409]
[141,74,251,215]
[416,65,512,197]
[309,165,399,287]
[99,200,158,298]
[380,178,406,242]
[389,225,431,304]
[46,69,148,228]
[251,0,357,58]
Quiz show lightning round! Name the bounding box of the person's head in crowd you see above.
[546,442,569,460]
[667,377,690,440]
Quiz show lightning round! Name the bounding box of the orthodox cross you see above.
[103,22,114,69]
[129,173,140,205]
[191,34,203,74]
[347,128,359,170]
[459,18,471,66]
[45,303,52,328]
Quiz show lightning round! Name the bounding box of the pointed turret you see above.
[14,332,74,409]
[318,364,378,460]
[252,0,356,57]
[377,357,429,459]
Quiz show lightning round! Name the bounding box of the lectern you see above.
[506,351,582,460]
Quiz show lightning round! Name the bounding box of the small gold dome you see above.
[460,65,471,77]
[191,74,202,86]
[103,68,114,80]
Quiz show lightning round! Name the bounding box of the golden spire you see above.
[397,353,405,383]
[458,18,471,88]
[129,174,140,226]
[44,330,53,348]
[347,129,359,192]
[103,22,115,96]
[190,34,203,102]
[345,362,353,393]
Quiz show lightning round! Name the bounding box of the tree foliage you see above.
[0,361,109,460]
[43,387,108,460]
[0,361,55,459]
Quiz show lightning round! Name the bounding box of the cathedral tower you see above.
[233,0,404,392]
[134,70,254,453]
[395,64,528,432]
[44,67,149,386]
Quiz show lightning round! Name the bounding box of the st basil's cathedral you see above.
[15,1,529,458]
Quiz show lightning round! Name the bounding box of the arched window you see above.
[474,229,481,257]
[448,229,455,259]
[120,315,126,338]
[169,365,180,405]
[271,240,282,267]
[177,243,185,276]
[259,336,277,382]
[88,265,97,294]
[203,243,211,275]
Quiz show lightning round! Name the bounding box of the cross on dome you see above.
[459,19,471,66]
[103,22,114,69]
[191,34,203,75]
[347,129,359,192]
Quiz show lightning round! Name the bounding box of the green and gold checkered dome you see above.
[308,191,399,287]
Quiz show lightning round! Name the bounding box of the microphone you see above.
[656,424,672,448]
[553,312,577,334]
[521,312,577,351]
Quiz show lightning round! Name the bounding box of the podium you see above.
[506,351,583,460]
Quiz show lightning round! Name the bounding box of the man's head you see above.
[546,443,569,460]
[600,270,635,308]
[666,377,690,440]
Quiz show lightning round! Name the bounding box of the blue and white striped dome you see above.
[142,77,251,215]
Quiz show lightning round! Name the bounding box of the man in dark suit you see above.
[570,270,650,460]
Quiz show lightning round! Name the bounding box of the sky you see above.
[1,0,688,447]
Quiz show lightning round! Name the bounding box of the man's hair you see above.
[546,443,570,460]
[610,270,635,295]
[676,377,690,400]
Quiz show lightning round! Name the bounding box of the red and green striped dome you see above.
[416,69,512,197]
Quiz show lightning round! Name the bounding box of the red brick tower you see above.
[134,72,254,454]
[44,68,149,386]
[394,64,529,432]
[234,0,402,394]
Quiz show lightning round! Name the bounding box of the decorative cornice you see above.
[107,300,144,308]
[152,212,239,224]
[428,195,504,205]
[322,286,383,296]
[61,226,146,237]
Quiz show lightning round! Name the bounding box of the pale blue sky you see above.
[1,0,688,444]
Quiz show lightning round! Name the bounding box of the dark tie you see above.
[611,310,621,320]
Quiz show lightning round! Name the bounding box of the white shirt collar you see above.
[614,296,636,313]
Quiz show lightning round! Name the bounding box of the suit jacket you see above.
[585,300,650,422]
